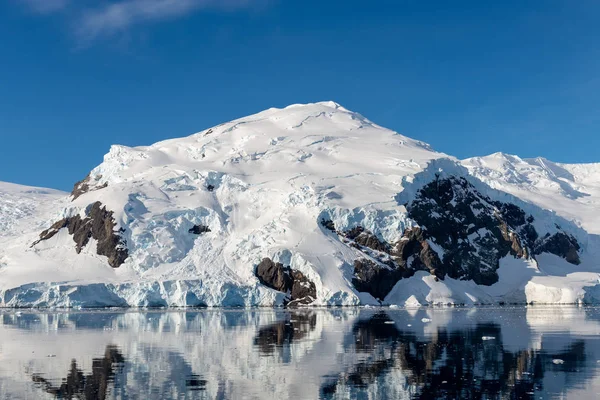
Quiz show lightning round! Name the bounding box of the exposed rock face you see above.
[352,259,405,301]
[188,225,211,235]
[333,175,582,300]
[349,227,444,301]
[404,176,582,285]
[256,258,293,293]
[405,176,532,285]
[345,227,390,253]
[534,232,581,264]
[33,202,128,268]
[255,258,317,306]
[71,174,108,200]
[320,219,336,232]
[391,227,444,278]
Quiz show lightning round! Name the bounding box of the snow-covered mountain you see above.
[2,101,600,307]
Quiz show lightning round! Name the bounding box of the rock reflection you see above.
[322,312,588,399]
[254,311,317,356]
[31,345,124,399]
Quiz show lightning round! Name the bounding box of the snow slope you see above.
[2,101,600,307]
[0,182,67,238]
[463,153,600,234]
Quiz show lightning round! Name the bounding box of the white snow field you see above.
[1,101,600,307]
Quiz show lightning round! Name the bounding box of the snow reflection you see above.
[0,307,599,399]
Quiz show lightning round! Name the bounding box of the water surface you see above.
[1,306,600,399]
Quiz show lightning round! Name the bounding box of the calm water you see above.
[1,307,600,399]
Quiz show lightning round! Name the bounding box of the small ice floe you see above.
[15,311,22,316]
[482,336,496,341]
[407,324,412,327]
[552,359,565,365]
[421,318,431,323]
[384,321,395,324]
[442,381,447,384]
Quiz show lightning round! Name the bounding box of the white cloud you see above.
[77,0,260,41]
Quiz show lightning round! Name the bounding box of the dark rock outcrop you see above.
[32,202,128,268]
[344,227,390,253]
[534,232,581,265]
[404,176,581,285]
[256,258,293,293]
[334,175,582,300]
[71,174,108,200]
[352,259,406,301]
[391,227,444,278]
[188,225,211,235]
[255,258,317,306]
[320,219,336,232]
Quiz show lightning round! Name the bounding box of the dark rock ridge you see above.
[405,176,534,286]
[32,202,128,268]
[323,175,582,301]
[188,225,211,235]
[71,174,108,200]
[406,176,582,281]
[255,258,317,306]
[534,231,581,265]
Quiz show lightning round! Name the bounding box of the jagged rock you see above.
[71,174,108,200]
[343,176,582,298]
[188,225,211,235]
[255,258,316,306]
[320,219,336,232]
[256,258,293,293]
[32,202,128,268]
[534,232,581,265]
[404,176,582,284]
[344,227,389,253]
[391,227,444,278]
[352,259,406,301]
[289,271,317,306]
[406,176,535,285]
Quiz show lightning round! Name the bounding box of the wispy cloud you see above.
[16,0,268,44]
[77,0,262,42]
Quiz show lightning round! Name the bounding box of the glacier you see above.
[2,101,600,307]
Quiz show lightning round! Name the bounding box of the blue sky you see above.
[1,0,599,191]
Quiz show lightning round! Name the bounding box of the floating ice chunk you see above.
[421,318,431,323]
[384,321,395,324]
[552,359,565,365]
[482,336,495,341]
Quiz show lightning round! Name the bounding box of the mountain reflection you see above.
[31,345,124,399]
[322,312,588,399]
[1,308,598,399]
